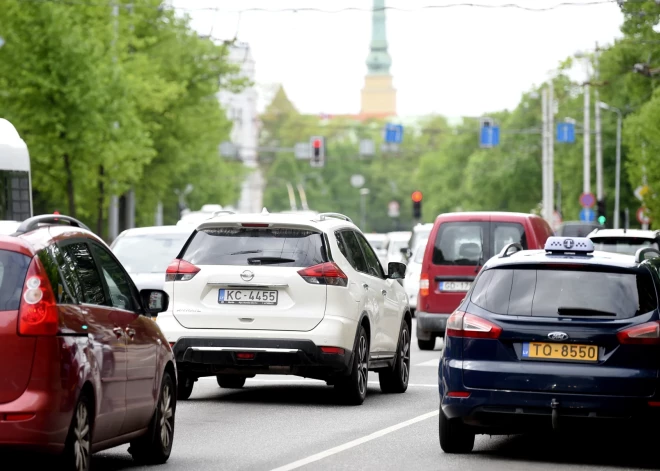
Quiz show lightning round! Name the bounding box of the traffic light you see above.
[597,199,606,225]
[412,191,423,220]
[310,136,325,168]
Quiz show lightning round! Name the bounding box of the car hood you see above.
[128,272,166,291]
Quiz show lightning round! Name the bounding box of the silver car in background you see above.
[364,233,389,267]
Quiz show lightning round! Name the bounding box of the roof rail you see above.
[212,210,236,217]
[13,214,91,235]
[635,247,660,263]
[318,212,353,223]
[498,242,524,258]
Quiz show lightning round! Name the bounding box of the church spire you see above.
[366,0,392,75]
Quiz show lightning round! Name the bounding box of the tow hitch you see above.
[551,398,560,431]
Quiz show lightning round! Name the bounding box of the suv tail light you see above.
[18,256,59,336]
[617,321,660,345]
[419,273,429,297]
[166,259,200,282]
[298,262,348,287]
[446,311,502,339]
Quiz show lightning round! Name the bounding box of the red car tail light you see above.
[419,272,430,297]
[18,256,59,336]
[446,311,502,339]
[617,321,660,345]
[298,262,348,287]
[165,259,200,282]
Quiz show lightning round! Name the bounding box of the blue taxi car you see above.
[438,236,660,453]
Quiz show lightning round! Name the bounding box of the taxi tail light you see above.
[18,256,59,336]
[419,273,430,297]
[446,311,502,339]
[165,259,200,282]
[617,321,660,345]
[298,262,348,287]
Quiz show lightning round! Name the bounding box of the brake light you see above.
[446,311,502,339]
[18,256,59,336]
[320,346,345,354]
[617,321,660,345]
[241,223,269,228]
[298,262,348,287]
[419,273,429,297]
[165,259,200,282]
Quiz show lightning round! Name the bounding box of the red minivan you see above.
[0,215,176,471]
[416,212,553,350]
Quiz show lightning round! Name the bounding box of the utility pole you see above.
[594,42,604,204]
[548,80,555,223]
[583,64,591,194]
[542,87,548,221]
[108,2,120,241]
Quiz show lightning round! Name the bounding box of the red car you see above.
[417,212,554,350]
[0,215,176,471]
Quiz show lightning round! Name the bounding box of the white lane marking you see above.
[269,410,439,471]
[415,358,440,367]
[245,378,437,388]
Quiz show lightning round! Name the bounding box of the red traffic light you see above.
[313,139,322,149]
[411,191,423,203]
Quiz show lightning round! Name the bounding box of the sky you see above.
[171,0,624,118]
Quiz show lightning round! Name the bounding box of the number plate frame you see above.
[439,281,472,292]
[218,289,278,305]
[522,342,599,362]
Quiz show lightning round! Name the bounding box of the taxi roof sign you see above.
[545,237,594,254]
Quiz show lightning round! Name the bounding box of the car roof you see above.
[485,248,640,270]
[196,212,356,232]
[436,211,540,222]
[588,228,658,240]
[387,231,412,240]
[116,225,194,237]
[365,233,387,240]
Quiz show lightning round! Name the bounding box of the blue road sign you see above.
[557,122,575,143]
[480,125,500,148]
[579,207,595,222]
[384,124,404,144]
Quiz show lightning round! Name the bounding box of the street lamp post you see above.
[599,102,623,229]
[360,188,370,230]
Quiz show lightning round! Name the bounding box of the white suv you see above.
[157,211,412,405]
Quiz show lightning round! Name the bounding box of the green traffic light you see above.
[598,215,606,225]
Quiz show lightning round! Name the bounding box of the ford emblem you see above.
[548,331,568,341]
[240,270,254,282]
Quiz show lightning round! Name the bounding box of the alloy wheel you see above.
[73,401,91,471]
[159,384,174,449]
[400,327,410,384]
[358,335,368,395]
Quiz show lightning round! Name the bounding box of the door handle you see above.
[362,283,369,290]
[381,290,387,296]
[126,328,136,339]
[112,327,123,339]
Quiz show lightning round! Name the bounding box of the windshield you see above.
[388,240,409,255]
[413,245,426,264]
[471,266,657,319]
[591,237,659,255]
[366,237,386,250]
[112,233,190,274]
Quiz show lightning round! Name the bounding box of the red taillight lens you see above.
[617,321,660,345]
[165,259,200,282]
[18,256,59,336]
[298,262,348,287]
[320,346,345,354]
[419,273,429,297]
[236,352,256,359]
[446,311,502,339]
[447,391,470,398]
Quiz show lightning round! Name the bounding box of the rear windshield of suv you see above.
[0,249,30,311]
[182,227,327,267]
[432,221,526,266]
[470,266,657,319]
[591,237,659,256]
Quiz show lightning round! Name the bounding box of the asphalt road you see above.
[87,320,660,470]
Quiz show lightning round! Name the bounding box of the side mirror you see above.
[388,262,406,280]
[400,247,408,254]
[140,289,169,317]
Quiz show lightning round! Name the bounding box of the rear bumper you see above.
[416,311,449,339]
[442,388,660,433]
[171,337,353,380]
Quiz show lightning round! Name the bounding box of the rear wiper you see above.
[247,257,295,265]
[557,307,617,317]
[230,250,262,255]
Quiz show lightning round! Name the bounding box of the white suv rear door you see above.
[167,224,330,331]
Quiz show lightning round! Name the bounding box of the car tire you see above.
[418,338,435,350]
[378,321,411,394]
[177,373,194,400]
[335,325,369,405]
[129,371,176,465]
[217,375,246,389]
[61,391,93,471]
[439,408,474,454]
